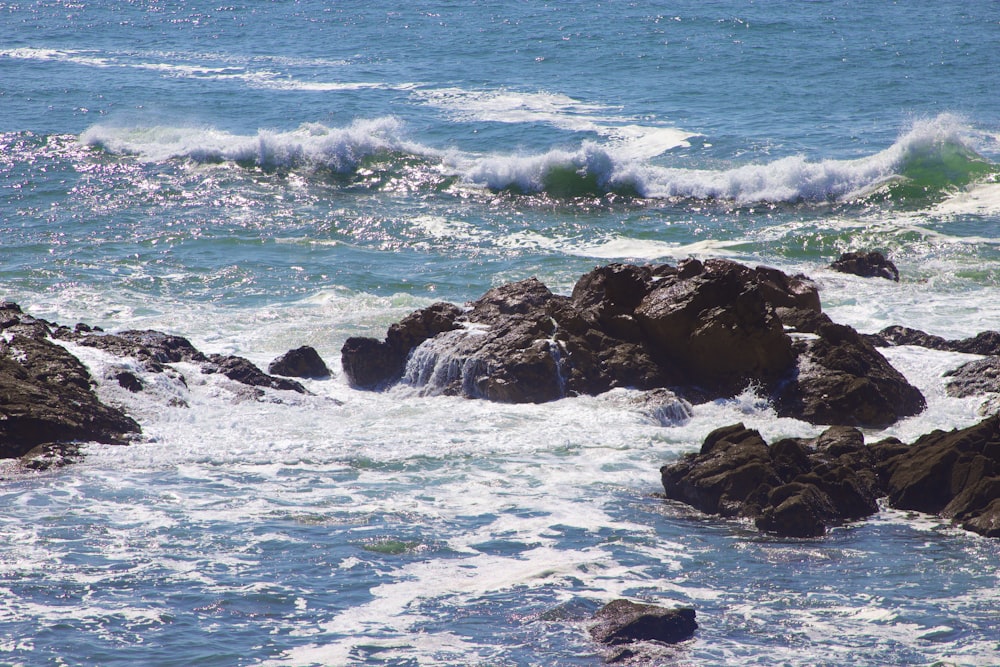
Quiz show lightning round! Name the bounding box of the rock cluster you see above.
[661,417,1000,539]
[661,423,881,537]
[1,301,329,465]
[342,259,925,428]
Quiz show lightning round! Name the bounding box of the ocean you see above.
[2,1,999,664]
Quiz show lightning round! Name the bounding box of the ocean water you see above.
[2,1,1000,665]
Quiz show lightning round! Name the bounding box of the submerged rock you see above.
[589,599,697,646]
[829,251,899,281]
[341,259,923,428]
[660,423,881,537]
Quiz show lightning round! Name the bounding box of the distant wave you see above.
[81,114,996,205]
[80,118,428,172]
[454,114,996,204]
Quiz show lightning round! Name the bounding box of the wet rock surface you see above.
[829,251,900,281]
[660,423,881,537]
[1,301,322,464]
[869,325,1000,356]
[662,417,1000,539]
[341,259,924,427]
[878,415,1000,538]
[589,599,697,646]
[268,345,331,378]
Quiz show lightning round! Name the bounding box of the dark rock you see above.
[268,345,330,378]
[944,357,1000,398]
[634,260,798,395]
[775,321,926,428]
[878,414,1000,537]
[341,260,922,426]
[869,325,1000,356]
[341,302,463,389]
[661,423,881,537]
[830,251,900,281]
[589,599,697,646]
[114,369,144,393]
[203,354,307,393]
[0,311,140,459]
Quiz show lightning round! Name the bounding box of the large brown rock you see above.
[0,303,140,459]
[339,260,923,426]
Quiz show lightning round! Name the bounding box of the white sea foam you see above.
[80,117,427,170]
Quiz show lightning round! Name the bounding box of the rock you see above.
[268,346,330,378]
[341,260,923,426]
[869,325,1000,356]
[20,442,85,471]
[634,259,798,395]
[830,251,900,281]
[661,423,881,537]
[0,307,140,459]
[53,327,208,372]
[944,357,1000,398]
[341,302,463,389]
[878,414,1000,538]
[589,599,697,646]
[202,354,307,394]
[775,320,926,428]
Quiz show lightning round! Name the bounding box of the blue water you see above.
[2,1,1000,665]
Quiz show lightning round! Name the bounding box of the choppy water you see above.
[2,1,1000,665]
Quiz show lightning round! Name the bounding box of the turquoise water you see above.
[2,1,1000,665]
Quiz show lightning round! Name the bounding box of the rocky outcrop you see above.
[268,346,330,378]
[878,415,1000,538]
[869,325,1000,356]
[662,417,1000,539]
[1,301,322,465]
[0,302,140,459]
[943,357,1000,398]
[830,251,899,281]
[342,259,924,427]
[589,599,697,646]
[660,423,881,537]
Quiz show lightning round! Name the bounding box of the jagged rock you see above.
[53,327,208,372]
[878,414,1000,538]
[589,599,697,646]
[0,304,140,459]
[268,346,330,378]
[340,260,923,426]
[869,325,1000,356]
[203,354,307,393]
[944,357,1000,398]
[661,423,880,537]
[830,251,900,281]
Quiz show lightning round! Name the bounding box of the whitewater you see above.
[2,1,1000,665]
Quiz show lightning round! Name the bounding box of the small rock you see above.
[589,599,697,646]
[830,251,900,281]
[268,345,330,378]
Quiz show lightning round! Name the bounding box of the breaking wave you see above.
[82,114,996,205]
